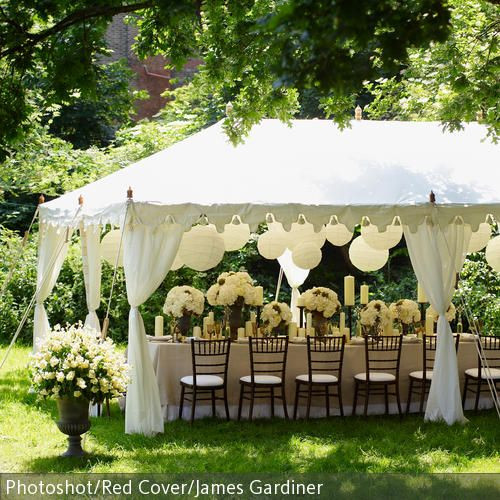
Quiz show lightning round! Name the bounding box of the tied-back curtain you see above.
[123,220,184,435]
[403,217,471,425]
[34,224,72,352]
[80,224,102,333]
[278,249,309,323]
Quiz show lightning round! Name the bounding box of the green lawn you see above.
[1,346,499,474]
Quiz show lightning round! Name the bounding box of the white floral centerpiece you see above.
[427,303,456,323]
[261,301,292,336]
[302,287,341,335]
[163,286,205,336]
[389,299,421,334]
[360,300,392,336]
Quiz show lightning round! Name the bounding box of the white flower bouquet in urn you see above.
[261,301,292,336]
[360,300,392,337]
[389,299,421,335]
[427,303,456,323]
[163,286,205,336]
[301,287,342,335]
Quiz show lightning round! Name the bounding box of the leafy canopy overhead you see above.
[1,0,452,149]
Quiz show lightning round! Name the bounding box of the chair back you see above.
[307,335,346,382]
[190,339,231,385]
[422,334,460,372]
[364,335,403,379]
[248,337,288,383]
[477,336,500,377]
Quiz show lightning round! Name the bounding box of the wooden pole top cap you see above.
[38,194,45,205]
[127,186,133,199]
[78,194,84,206]
[429,190,436,203]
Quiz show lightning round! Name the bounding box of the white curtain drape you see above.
[278,249,309,323]
[80,224,102,333]
[404,217,471,424]
[34,224,72,352]
[123,219,184,435]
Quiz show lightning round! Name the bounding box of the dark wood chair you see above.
[293,335,346,419]
[352,335,403,417]
[406,334,460,414]
[238,336,289,421]
[462,335,500,412]
[179,339,231,423]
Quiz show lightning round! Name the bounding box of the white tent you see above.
[37,119,500,434]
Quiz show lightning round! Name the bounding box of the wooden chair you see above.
[406,334,460,414]
[352,335,403,417]
[462,335,500,412]
[238,337,289,421]
[293,335,346,419]
[179,339,231,423]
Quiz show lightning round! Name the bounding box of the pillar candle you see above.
[237,327,245,339]
[288,322,297,337]
[203,316,209,335]
[298,327,306,338]
[360,285,369,305]
[155,316,164,337]
[250,312,256,323]
[344,275,355,306]
[296,295,305,307]
[339,312,346,331]
[208,311,215,323]
[425,313,434,335]
[193,326,201,338]
[254,286,264,306]
[417,283,427,303]
[308,327,315,336]
[392,329,400,337]
[306,313,313,330]
[245,320,253,337]
[342,327,351,342]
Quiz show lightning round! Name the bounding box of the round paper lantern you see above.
[325,222,353,246]
[222,222,250,251]
[170,253,183,271]
[361,223,403,250]
[349,236,389,272]
[257,229,289,260]
[485,235,500,272]
[287,222,326,250]
[292,242,322,270]
[101,229,123,267]
[178,225,225,271]
[467,223,492,253]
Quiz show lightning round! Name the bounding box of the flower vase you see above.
[227,303,244,340]
[56,397,90,457]
[312,311,328,336]
[176,314,192,339]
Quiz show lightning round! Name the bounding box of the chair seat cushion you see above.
[240,375,282,384]
[180,375,224,387]
[296,374,338,383]
[409,370,433,380]
[354,372,395,382]
[465,368,500,380]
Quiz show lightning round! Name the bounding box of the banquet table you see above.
[148,339,492,420]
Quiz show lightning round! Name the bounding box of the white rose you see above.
[66,371,75,381]
[56,372,65,382]
[73,391,81,398]
[76,378,87,389]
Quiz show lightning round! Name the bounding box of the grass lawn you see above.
[1,345,499,474]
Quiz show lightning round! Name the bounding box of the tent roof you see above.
[41,119,500,231]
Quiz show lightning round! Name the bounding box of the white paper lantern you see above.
[257,228,289,260]
[178,225,225,271]
[287,221,326,250]
[468,223,492,253]
[485,235,500,272]
[325,222,353,246]
[349,236,389,272]
[222,222,250,251]
[170,253,183,271]
[361,223,403,250]
[292,242,322,270]
[101,229,123,267]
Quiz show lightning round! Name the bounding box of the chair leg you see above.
[293,383,300,420]
[224,386,230,421]
[325,385,330,418]
[406,378,413,415]
[270,386,275,418]
[282,386,289,420]
[237,384,244,421]
[249,386,255,421]
[462,377,469,410]
[190,388,197,424]
[363,383,369,417]
[384,384,389,415]
[179,385,185,420]
[306,384,312,420]
[338,383,344,417]
[474,379,481,413]
[418,381,426,414]
[396,382,402,417]
[211,389,216,418]
[352,381,358,416]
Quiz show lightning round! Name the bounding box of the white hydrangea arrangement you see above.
[389,299,421,325]
[206,271,256,307]
[302,287,341,318]
[163,286,205,318]
[30,324,129,403]
[427,303,456,322]
[360,300,392,330]
[261,301,293,333]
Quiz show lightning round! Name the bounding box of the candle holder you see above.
[418,302,426,327]
[254,305,262,327]
[345,305,353,337]
[298,306,305,328]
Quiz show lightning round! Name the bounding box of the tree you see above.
[1,0,453,150]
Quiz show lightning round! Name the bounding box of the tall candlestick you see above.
[360,285,369,305]
[417,282,427,303]
[155,316,164,337]
[254,286,264,306]
[339,312,346,331]
[344,275,355,306]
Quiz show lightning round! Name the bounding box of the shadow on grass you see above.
[27,453,116,473]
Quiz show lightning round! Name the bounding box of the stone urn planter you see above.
[176,313,192,338]
[56,397,90,457]
[311,311,328,336]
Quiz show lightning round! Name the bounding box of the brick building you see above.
[104,14,201,120]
